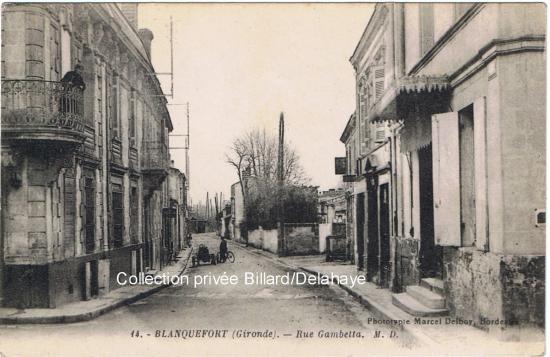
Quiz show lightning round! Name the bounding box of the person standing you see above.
[60,64,86,115]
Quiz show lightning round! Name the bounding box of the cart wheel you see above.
[226,251,235,263]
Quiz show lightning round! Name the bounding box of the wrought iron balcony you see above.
[1,79,86,145]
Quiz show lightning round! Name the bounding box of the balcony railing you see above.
[1,79,85,143]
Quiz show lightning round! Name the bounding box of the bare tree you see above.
[228,127,308,186]
[225,137,249,210]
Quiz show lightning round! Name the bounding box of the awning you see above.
[367,75,451,152]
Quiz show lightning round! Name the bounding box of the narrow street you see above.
[0,233,411,356]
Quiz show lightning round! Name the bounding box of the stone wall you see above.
[443,247,544,329]
[500,255,545,327]
[284,223,319,256]
[247,228,278,254]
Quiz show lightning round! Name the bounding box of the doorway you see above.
[459,105,476,246]
[356,193,365,270]
[419,145,443,278]
[379,183,391,287]
[90,260,99,297]
[366,177,379,281]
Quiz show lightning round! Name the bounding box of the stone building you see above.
[1,4,176,307]
[341,3,545,327]
[168,164,187,254]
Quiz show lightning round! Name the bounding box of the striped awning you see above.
[367,75,451,152]
[397,75,450,94]
[367,75,451,123]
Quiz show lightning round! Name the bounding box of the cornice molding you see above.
[450,36,546,88]
[350,4,390,70]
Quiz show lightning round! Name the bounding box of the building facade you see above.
[1,3,176,308]
[168,165,187,254]
[342,3,545,327]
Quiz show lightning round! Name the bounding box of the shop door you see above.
[379,183,391,287]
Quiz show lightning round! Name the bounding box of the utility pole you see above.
[206,192,209,220]
[277,112,285,256]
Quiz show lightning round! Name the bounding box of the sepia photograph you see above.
[0,2,546,356]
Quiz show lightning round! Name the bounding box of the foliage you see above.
[226,126,314,231]
[245,181,318,230]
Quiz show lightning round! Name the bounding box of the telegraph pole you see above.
[277,112,285,256]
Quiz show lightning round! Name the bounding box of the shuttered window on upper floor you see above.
[129,89,136,146]
[373,64,385,101]
[49,24,60,81]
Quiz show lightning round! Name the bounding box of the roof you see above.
[339,112,357,143]
[349,4,389,70]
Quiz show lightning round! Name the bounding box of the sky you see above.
[138,3,374,205]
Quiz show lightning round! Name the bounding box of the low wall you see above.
[443,247,544,329]
[248,229,263,249]
[263,229,278,254]
[284,223,319,256]
[246,227,278,254]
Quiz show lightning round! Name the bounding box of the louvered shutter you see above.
[432,112,460,246]
[473,97,488,251]
[373,65,385,101]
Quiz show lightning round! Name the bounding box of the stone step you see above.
[406,285,446,309]
[392,293,448,317]
[420,277,445,296]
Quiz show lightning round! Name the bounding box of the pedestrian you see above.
[219,236,228,263]
[60,63,86,115]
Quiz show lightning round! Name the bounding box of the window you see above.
[49,24,60,80]
[96,74,102,120]
[130,185,139,244]
[373,65,385,101]
[84,175,95,254]
[109,74,119,138]
[129,90,136,147]
[375,125,385,143]
[112,183,124,248]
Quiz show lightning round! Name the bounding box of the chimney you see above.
[118,3,138,29]
[138,28,154,61]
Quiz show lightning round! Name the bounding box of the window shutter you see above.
[373,65,385,101]
[473,97,488,251]
[375,126,385,142]
[432,112,460,246]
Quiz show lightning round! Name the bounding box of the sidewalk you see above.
[230,241,545,354]
[0,247,193,324]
